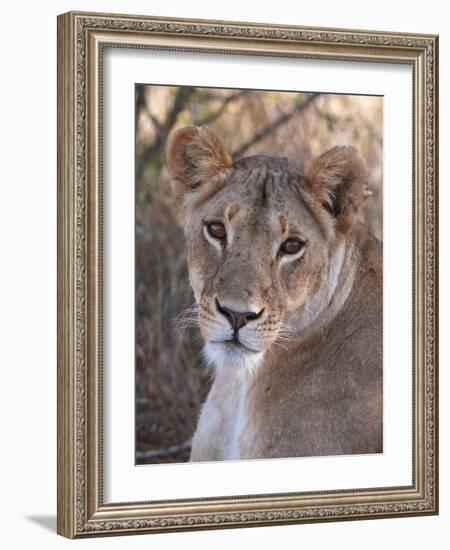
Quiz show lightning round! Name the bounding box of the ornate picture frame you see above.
[57,11,438,538]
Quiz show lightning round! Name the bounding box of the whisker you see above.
[173,304,200,332]
[276,333,289,340]
[278,320,297,334]
[174,318,199,330]
[272,340,288,352]
[266,345,277,361]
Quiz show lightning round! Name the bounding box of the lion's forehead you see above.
[212,163,300,209]
[233,155,293,171]
[202,163,316,232]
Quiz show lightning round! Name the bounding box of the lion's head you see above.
[166,126,370,371]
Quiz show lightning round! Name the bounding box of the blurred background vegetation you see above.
[135,84,383,464]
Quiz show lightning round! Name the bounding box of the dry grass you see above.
[135,197,211,463]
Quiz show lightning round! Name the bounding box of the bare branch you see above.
[135,439,192,460]
[136,86,195,180]
[148,112,162,132]
[232,93,321,160]
[135,84,147,135]
[194,90,251,126]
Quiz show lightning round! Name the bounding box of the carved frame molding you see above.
[57,11,438,538]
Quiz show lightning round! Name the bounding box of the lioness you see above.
[165,125,382,461]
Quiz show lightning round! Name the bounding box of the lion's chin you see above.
[203,341,264,374]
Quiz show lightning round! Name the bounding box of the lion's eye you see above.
[206,222,226,240]
[280,238,305,255]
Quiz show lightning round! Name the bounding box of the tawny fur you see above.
[165,125,382,461]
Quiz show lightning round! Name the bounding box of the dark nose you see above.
[215,298,264,333]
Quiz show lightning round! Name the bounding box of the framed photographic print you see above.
[57,11,439,538]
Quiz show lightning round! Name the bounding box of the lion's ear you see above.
[165,126,232,200]
[304,146,370,238]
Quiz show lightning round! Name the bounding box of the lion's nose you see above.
[215,298,264,333]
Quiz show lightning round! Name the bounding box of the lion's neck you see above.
[286,238,357,338]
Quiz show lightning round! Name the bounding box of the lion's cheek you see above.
[282,268,317,314]
[284,288,309,314]
[186,251,207,302]
[188,265,203,302]
[185,235,211,300]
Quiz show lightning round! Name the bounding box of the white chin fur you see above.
[203,341,263,375]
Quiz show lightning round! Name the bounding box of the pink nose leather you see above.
[215,298,264,333]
